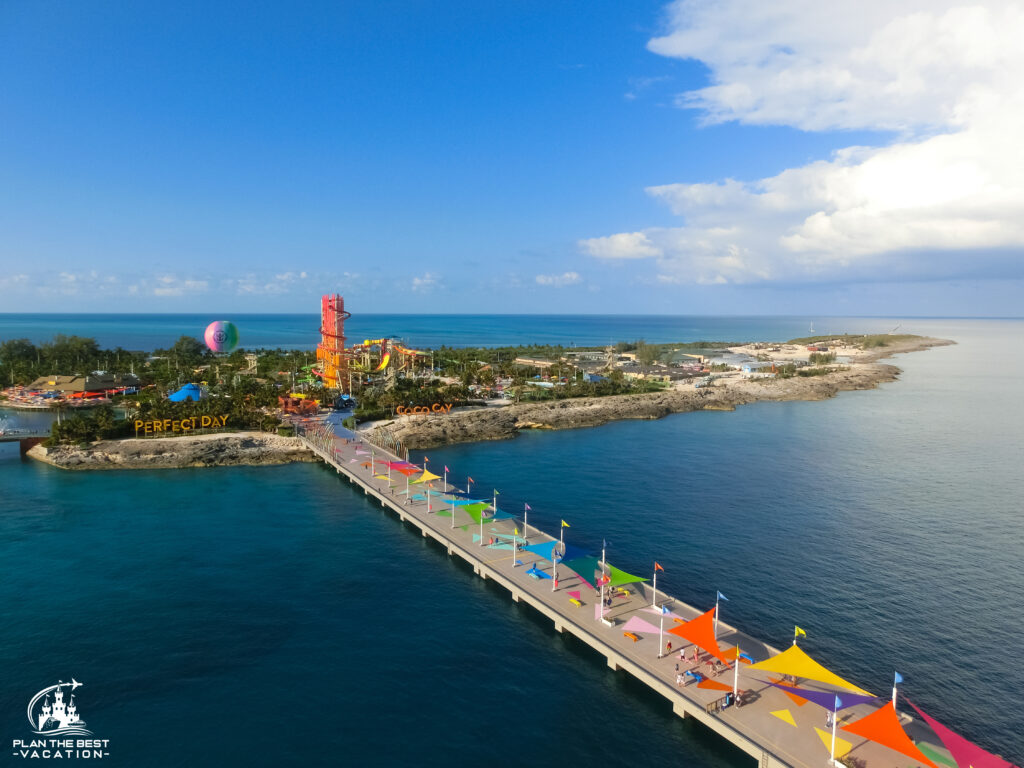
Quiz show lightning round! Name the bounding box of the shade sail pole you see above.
[714,594,720,639]
[733,644,740,699]
[451,496,456,529]
[652,568,657,608]
[659,611,665,658]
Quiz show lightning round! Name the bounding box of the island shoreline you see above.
[371,336,954,451]
[24,336,954,467]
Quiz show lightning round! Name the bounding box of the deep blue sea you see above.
[1,316,1022,767]
[0,312,944,351]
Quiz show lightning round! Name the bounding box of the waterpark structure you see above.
[312,294,429,393]
[295,419,1018,768]
[315,294,350,391]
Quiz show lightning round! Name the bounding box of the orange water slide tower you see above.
[316,294,351,391]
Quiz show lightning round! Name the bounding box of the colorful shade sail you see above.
[748,645,873,695]
[841,701,938,768]
[759,680,879,711]
[906,699,1018,768]
[667,607,730,663]
[411,470,441,484]
[562,555,602,588]
[605,564,647,588]
[523,541,559,560]
[461,503,492,524]
[554,543,588,562]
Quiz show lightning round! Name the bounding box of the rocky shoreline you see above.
[373,336,954,450]
[28,432,317,470]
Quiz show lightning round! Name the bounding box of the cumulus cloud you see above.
[411,272,439,293]
[152,275,210,297]
[579,232,662,259]
[584,0,1024,285]
[535,271,582,287]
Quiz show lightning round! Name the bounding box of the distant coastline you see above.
[372,336,954,450]
[21,335,953,468]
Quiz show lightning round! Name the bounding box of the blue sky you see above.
[1,0,1021,315]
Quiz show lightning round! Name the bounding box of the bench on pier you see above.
[569,598,582,607]
[623,632,640,642]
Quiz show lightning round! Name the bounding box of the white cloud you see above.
[151,276,210,297]
[0,274,29,289]
[648,0,1023,133]
[535,271,582,287]
[411,272,439,293]
[579,232,662,259]
[582,0,1024,285]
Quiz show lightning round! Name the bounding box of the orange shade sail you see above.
[667,607,730,664]
[842,702,938,768]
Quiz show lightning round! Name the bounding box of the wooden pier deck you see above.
[298,422,948,768]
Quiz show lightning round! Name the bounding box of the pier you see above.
[297,421,955,768]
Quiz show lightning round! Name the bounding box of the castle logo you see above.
[11,680,109,759]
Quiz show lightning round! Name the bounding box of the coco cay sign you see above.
[134,415,230,435]
[395,403,454,416]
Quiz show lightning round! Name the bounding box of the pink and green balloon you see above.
[204,320,239,353]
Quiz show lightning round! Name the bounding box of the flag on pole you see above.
[524,503,531,510]
[444,465,450,473]
[424,456,430,462]
[717,591,728,601]
[894,671,903,685]
[794,626,807,638]
[494,489,500,495]
[514,527,519,535]
[833,694,842,711]
[654,562,665,572]
[660,605,671,615]
[561,520,570,528]
[468,476,474,483]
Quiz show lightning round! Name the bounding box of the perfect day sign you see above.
[134,415,229,435]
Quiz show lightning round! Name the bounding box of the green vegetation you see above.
[6,332,705,439]
[773,363,845,379]
[787,333,920,348]
[809,352,836,365]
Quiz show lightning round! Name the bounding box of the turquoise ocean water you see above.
[1,316,1022,766]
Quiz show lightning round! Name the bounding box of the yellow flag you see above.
[794,626,807,638]
[561,519,570,528]
[514,527,519,535]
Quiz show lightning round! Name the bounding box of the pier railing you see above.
[363,425,407,461]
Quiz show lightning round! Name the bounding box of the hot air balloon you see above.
[204,320,239,353]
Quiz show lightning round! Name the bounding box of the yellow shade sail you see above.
[411,470,441,484]
[748,645,873,696]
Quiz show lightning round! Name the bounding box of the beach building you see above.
[513,356,556,369]
[27,373,139,394]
